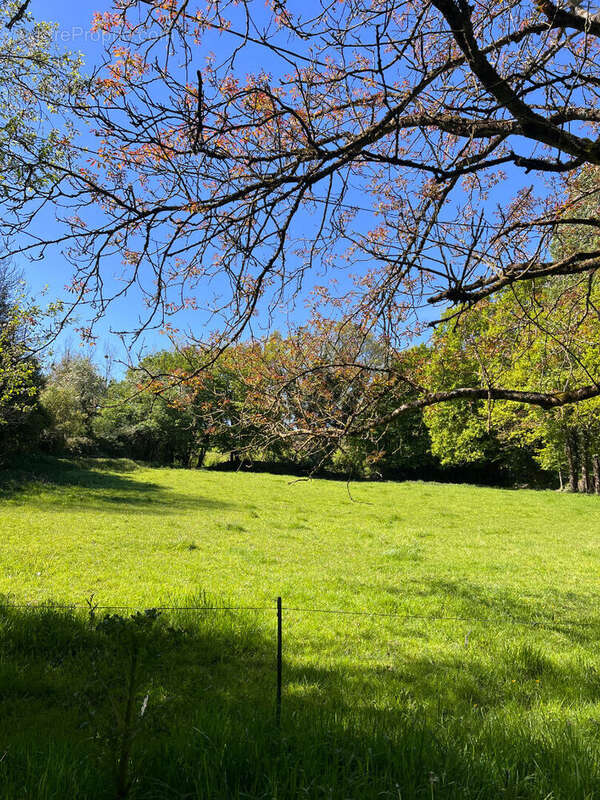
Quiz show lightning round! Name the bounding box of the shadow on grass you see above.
[411,576,600,645]
[1,598,600,799]
[0,455,233,514]
[347,575,600,648]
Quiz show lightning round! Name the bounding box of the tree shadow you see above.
[0,455,233,513]
[410,576,600,644]
[354,575,600,647]
[1,599,600,799]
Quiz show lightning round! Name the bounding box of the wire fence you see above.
[3,595,597,800]
[1,594,598,734]
[2,597,596,629]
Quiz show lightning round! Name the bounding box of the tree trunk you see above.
[593,454,600,496]
[566,431,579,492]
[195,436,209,468]
[558,469,564,491]
[579,428,590,494]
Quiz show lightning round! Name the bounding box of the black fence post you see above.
[276,596,282,726]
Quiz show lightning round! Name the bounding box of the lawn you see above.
[1,455,600,799]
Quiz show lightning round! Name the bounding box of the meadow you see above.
[1,456,600,799]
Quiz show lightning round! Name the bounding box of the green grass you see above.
[1,455,600,798]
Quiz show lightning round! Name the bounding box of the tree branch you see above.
[6,0,31,29]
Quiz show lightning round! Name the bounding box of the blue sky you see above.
[23,0,344,371]
[21,0,136,369]
[19,0,531,376]
[22,0,386,372]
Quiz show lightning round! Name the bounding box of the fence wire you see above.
[0,598,596,631]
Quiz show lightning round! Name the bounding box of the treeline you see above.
[1,335,596,492]
[2,267,599,491]
[7,345,437,479]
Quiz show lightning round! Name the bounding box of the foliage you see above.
[0,268,51,459]
[335,345,435,477]
[424,306,537,478]
[0,0,82,198]
[7,0,600,451]
[0,0,82,460]
[96,331,437,476]
[422,248,600,489]
[94,349,213,466]
[41,354,107,454]
[551,165,600,261]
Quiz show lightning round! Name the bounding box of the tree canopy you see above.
[5,0,600,452]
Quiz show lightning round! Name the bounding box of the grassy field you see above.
[1,456,600,799]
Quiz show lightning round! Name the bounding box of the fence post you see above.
[276,596,282,726]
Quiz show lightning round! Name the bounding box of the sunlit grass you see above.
[1,455,600,798]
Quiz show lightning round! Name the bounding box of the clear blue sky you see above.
[22,1,525,376]
[22,1,137,370]
[24,0,340,372]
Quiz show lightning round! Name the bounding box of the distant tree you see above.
[94,350,211,466]
[424,311,533,484]
[179,326,435,474]
[41,354,107,454]
[94,332,431,473]
[331,344,435,478]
